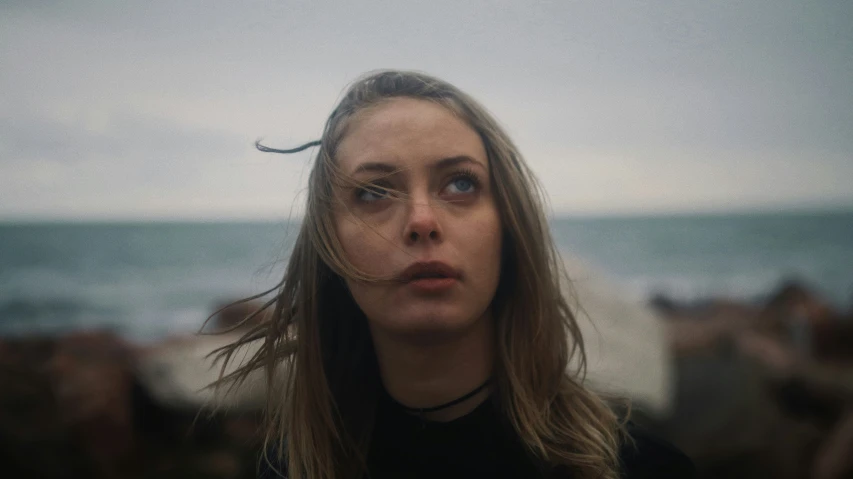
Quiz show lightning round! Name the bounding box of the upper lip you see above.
[398,261,461,282]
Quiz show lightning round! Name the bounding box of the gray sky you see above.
[2,0,852,220]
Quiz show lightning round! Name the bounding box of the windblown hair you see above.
[213,70,625,478]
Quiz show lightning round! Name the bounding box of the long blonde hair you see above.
[214,70,624,478]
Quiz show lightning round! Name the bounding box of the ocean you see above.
[1,211,851,341]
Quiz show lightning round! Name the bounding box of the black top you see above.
[367,392,696,479]
[264,394,695,478]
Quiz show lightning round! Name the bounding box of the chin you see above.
[380,305,487,337]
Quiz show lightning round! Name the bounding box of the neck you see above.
[370,312,495,422]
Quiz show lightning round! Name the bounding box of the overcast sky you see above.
[1,0,851,220]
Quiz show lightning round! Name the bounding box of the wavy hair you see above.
[213,70,625,478]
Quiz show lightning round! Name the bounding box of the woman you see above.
[216,70,694,478]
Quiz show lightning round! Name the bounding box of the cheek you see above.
[334,215,393,277]
[334,218,385,316]
[463,210,503,286]
[335,220,396,325]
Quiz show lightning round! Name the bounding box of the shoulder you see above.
[618,422,696,479]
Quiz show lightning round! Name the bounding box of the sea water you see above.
[1,211,851,340]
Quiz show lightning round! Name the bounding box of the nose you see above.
[403,195,442,245]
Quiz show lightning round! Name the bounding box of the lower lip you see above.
[406,277,457,293]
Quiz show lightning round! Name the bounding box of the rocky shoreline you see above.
[646,282,853,479]
[1,282,851,478]
[0,309,266,479]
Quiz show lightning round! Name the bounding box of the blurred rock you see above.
[813,407,853,479]
[811,318,853,365]
[0,337,93,478]
[763,281,836,328]
[48,332,136,478]
[0,331,265,479]
[647,282,853,479]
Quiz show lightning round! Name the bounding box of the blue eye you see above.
[357,185,390,202]
[446,177,475,194]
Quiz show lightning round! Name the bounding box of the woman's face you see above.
[333,97,502,337]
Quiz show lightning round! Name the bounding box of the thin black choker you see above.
[393,379,492,415]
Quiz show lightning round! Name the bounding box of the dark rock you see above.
[762,281,835,329]
[811,319,853,364]
[0,337,95,478]
[813,408,853,479]
[649,344,824,479]
[0,332,265,478]
[649,284,853,478]
[49,332,137,478]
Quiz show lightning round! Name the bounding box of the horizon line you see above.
[2,204,852,225]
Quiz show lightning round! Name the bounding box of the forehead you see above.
[335,97,488,173]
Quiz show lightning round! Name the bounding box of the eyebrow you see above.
[351,155,485,175]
